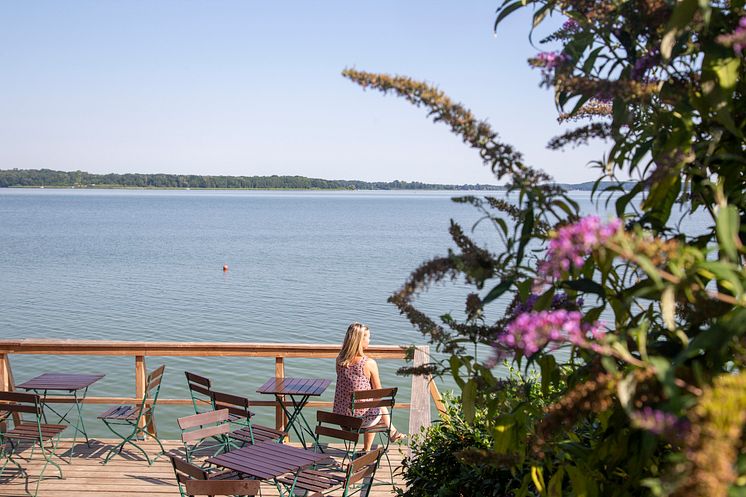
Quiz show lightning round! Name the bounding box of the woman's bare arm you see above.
[366,358,382,389]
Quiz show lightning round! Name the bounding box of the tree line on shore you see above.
[0,168,503,190]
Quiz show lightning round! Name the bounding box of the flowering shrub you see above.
[345,1,746,496]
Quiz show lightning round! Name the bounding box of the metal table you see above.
[206,440,330,496]
[16,372,105,459]
[257,377,330,449]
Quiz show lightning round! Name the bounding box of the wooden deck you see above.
[0,439,406,496]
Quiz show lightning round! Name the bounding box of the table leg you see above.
[288,394,324,451]
[276,395,307,448]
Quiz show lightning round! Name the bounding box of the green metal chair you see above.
[177,408,233,465]
[210,390,286,447]
[0,390,67,497]
[351,388,398,487]
[184,371,215,415]
[98,364,166,465]
[312,410,363,466]
[169,453,252,497]
[276,447,382,497]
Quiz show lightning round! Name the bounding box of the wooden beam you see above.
[0,339,406,359]
[134,356,148,436]
[408,345,431,448]
[428,375,447,416]
[30,396,413,408]
[275,357,287,439]
[0,354,20,424]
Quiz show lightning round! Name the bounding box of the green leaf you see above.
[635,255,663,288]
[713,57,741,90]
[561,278,607,298]
[494,1,524,31]
[716,204,741,262]
[566,465,596,497]
[548,467,565,497]
[538,354,558,398]
[661,0,698,59]
[462,378,477,423]
[493,419,514,454]
[483,279,513,305]
[661,286,676,331]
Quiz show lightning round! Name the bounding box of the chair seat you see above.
[98,405,139,420]
[208,469,244,480]
[276,468,345,494]
[4,422,67,441]
[359,420,389,433]
[229,424,286,444]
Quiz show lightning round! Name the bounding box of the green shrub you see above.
[399,397,515,497]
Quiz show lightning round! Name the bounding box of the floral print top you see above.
[333,356,381,423]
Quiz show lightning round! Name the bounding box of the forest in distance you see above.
[0,168,625,191]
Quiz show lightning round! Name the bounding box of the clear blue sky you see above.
[0,1,607,184]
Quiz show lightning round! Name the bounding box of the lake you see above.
[0,188,707,437]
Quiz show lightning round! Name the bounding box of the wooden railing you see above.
[0,339,443,436]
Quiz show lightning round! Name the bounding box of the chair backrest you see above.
[351,387,397,412]
[210,390,253,420]
[0,391,42,422]
[139,365,165,415]
[315,410,362,445]
[177,409,232,445]
[185,479,261,496]
[344,447,382,494]
[185,371,213,415]
[169,453,210,485]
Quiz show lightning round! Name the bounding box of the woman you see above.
[333,322,403,451]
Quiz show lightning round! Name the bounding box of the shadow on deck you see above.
[0,439,406,496]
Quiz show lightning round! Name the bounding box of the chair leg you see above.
[1,446,31,496]
[138,424,166,463]
[101,420,154,465]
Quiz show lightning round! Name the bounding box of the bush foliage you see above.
[346,2,746,496]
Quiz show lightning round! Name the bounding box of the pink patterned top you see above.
[333,356,381,424]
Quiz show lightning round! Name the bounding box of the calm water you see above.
[0,188,709,437]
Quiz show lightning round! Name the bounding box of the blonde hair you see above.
[337,322,369,367]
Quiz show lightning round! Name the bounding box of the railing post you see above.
[408,345,432,445]
[275,356,287,435]
[429,375,446,416]
[0,354,20,425]
[135,355,149,436]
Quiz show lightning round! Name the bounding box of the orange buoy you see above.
[223,264,229,272]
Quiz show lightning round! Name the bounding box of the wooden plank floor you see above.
[0,439,406,496]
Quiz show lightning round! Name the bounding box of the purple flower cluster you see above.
[717,17,746,55]
[535,51,570,70]
[537,216,622,281]
[498,309,605,356]
[530,51,571,84]
[508,292,584,319]
[561,19,580,33]
[630,407,690,441]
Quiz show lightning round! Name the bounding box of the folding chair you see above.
[313,411,363,466]
[276,447,382,497]
[177,409,233,464]
[210,390,286,447]
[351,388,398,485]
[185,371,215,416]
[169,453,251,497]
[0,391,67,497]
[98,364,166,465]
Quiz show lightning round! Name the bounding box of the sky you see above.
[0,1,608,185]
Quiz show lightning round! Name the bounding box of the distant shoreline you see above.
[0,168,630,192]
